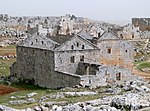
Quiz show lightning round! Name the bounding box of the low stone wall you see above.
[80,75,107,87]
[97,65,133,84]
[52,71,81,88]
[32,71,81,89]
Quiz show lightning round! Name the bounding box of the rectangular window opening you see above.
[107,48,112,54]
[116,72,121,81]
[70,56,75,63]
[77,42,79,47]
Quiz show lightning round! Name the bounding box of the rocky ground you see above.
[0,79,150,111]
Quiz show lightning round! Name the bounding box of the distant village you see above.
[0,14,150,46]
[0,14,150,60]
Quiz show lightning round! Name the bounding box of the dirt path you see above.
[0,85,20,96]
[133,69,150,81]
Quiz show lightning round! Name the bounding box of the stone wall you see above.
[97,40,134,69]
[0,14,9,21]
[132,18,150,31]
[80,65,133,86]
[52,71,81,89]
[76,62,100,75]
[54,49,100,74]
[59,14,75,35]
[13,46,54,85]
[97,65,132,84]
[10,45,136,88]
[56,35,97,51]
[80,75,107,87]
[27,24,38,35]
[10,46,81,89]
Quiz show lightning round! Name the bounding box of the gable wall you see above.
[99,32,120,40]
[97,40,134,69]
[57,37,96,51]
[21,35,57,50]
[13,46,55,86]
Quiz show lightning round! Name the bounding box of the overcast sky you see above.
[0,0,150,25]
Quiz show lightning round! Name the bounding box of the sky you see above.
[0,0,150,25]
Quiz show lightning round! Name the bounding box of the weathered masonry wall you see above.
[80,65,136,86]
[80,75,107,87]
[54,49,100,74]
[80,65,133,86]
[97,65,132,84]
[97,40,134,69]
[11,46,81,89]
[14,46,55,87]
[52,71,81,89]
[132,18,150,31]
[76,62,100,76]
[57,36,96,51]
[34,70,81,89]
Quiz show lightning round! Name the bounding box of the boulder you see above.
[26,92,37,98]
[0,105,19,111]
[34,106,41,111]
[9,100,26,105]
[64,92,97,97]
[26,98,36,104]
